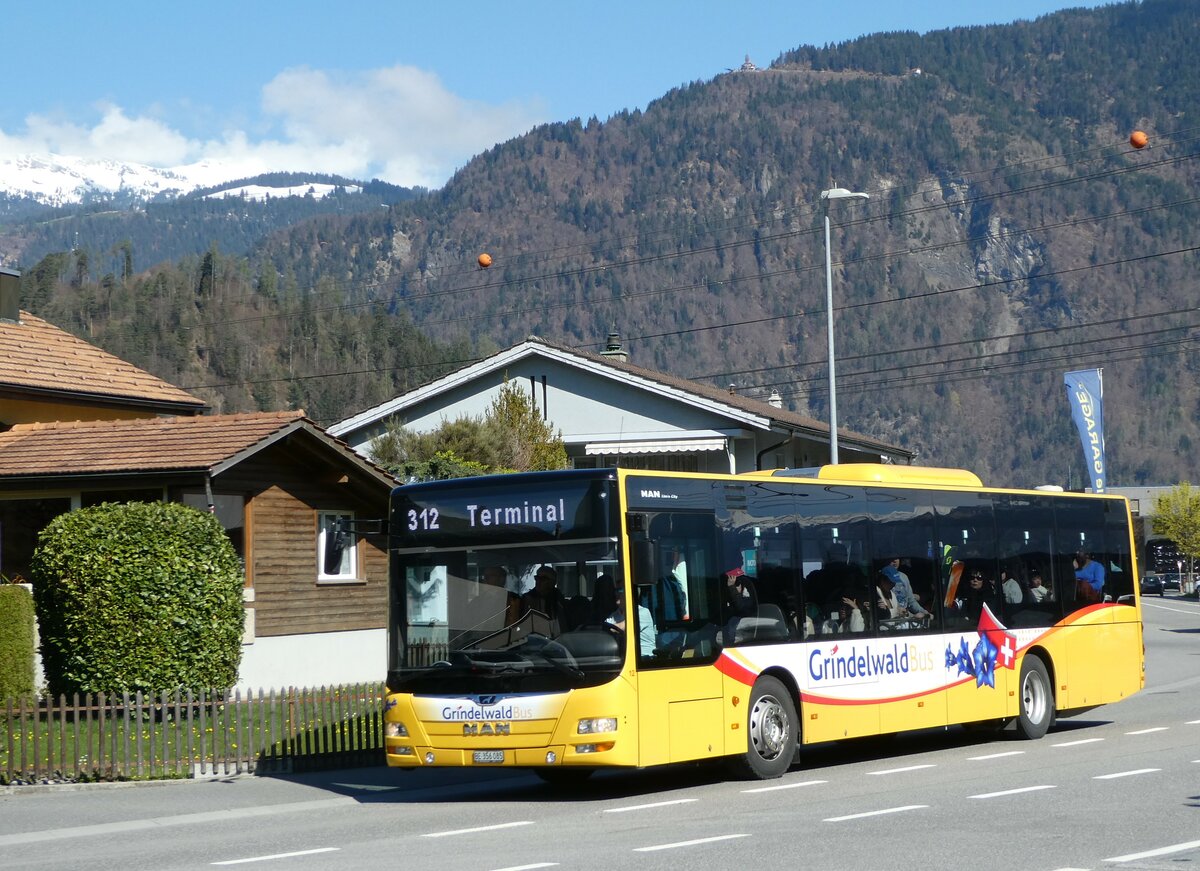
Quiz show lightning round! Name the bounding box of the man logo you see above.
[463,723,511,736]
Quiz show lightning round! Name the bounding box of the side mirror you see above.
[631,539,658,586]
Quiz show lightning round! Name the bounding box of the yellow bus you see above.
[382,465,1144,782]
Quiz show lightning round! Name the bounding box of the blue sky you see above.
[1,1,1107,189]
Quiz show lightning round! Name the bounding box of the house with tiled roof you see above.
[1,271,398,689]
[329,334,914,472]
[0,268,206,425]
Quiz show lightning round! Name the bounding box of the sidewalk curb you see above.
[1,773,250,796]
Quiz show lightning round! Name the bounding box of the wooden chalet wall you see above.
[214,445,391,638]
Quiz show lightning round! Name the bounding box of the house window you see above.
[177,491,247,567]
[318,511,360,583]
[0,498,72,583]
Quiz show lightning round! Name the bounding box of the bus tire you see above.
[728,676,797,780]
[1015,655,1053,740]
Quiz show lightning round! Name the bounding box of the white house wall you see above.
[341,357,753,456]
[236,628,385,691]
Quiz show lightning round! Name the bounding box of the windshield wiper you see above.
[529,647,584,680]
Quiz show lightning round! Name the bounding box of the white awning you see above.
[585,437,728,455]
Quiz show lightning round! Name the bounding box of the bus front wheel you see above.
[729,676,797,780]
[1015,655,1054,740]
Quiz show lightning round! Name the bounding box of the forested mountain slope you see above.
[19,0,1200,488]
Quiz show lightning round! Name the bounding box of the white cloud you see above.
[257,65,546,187]
[0,65,547,190]
[0,105,193,166]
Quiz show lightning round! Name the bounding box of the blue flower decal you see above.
[946,634,998,689]
[972,634,997,688]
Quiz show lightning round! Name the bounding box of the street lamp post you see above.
[820,187,869,465]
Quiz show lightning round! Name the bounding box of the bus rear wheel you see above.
[728,676,797,780]
[1015,655,1054,740]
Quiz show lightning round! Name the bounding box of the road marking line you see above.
[1052,737,1104,747]
[604,799,698,813]
[970,785,1056,799]
[634,834,749,852]
[424,821,534,838]
[1125,727,1168,735]
[1094,768,1161,780]
[968,751,1025,760]
[743,779,827,793]
[1186,720,1200,725]
[867,764,935,776]
[1105,838,1200,863]
[1142,603,1200,614]
[489,865,559,871]
[0,797,356,847]
[213,848,339,866]
[824,805,927,822]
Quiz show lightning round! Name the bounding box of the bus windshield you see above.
[388,470,623,694]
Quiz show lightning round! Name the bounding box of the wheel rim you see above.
[1022,668,1047,725]
[749,693,789,761]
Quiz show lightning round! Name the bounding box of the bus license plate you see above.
[473,750,504,764]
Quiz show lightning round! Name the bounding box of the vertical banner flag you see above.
[1063,368,1106,493]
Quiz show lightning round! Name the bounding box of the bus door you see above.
[867,487,948,734]
[934,491,1012,726]
[1054,499,1121,709]
[623,494,729,768]
[631,535,724,767]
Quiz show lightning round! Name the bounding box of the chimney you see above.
[768,391,783,408]
[0,267,19,323]
[600,332,628,363]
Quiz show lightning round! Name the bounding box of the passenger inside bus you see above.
[957,569,998,624]
[883,557,932,623]
[876,570,901,620]
[820,594,865,634]
[606,585,656,656]
[516,565,567,633]
[590,574,618,623]
[1027,570,1052,603]
[1073,550,1105,602]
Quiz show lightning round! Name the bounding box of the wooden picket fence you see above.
[1,683,384,784]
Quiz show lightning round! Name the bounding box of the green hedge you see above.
[0,584,35,699]
[30,502,244,696]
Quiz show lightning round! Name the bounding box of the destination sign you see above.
[391,470,616,548]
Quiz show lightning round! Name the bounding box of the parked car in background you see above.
[1140,574,1164,596]
[1158,573,1182,593]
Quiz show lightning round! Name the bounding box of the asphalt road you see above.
[2,594,1197,871]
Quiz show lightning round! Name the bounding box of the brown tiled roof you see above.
[0,311,205,410]
[0,412,309,477]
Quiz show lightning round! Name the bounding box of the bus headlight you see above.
[385,722,409,737]
[577,717,617,734]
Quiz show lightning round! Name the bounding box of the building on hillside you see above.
[328,334,913,472]
[0,412,397,690]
